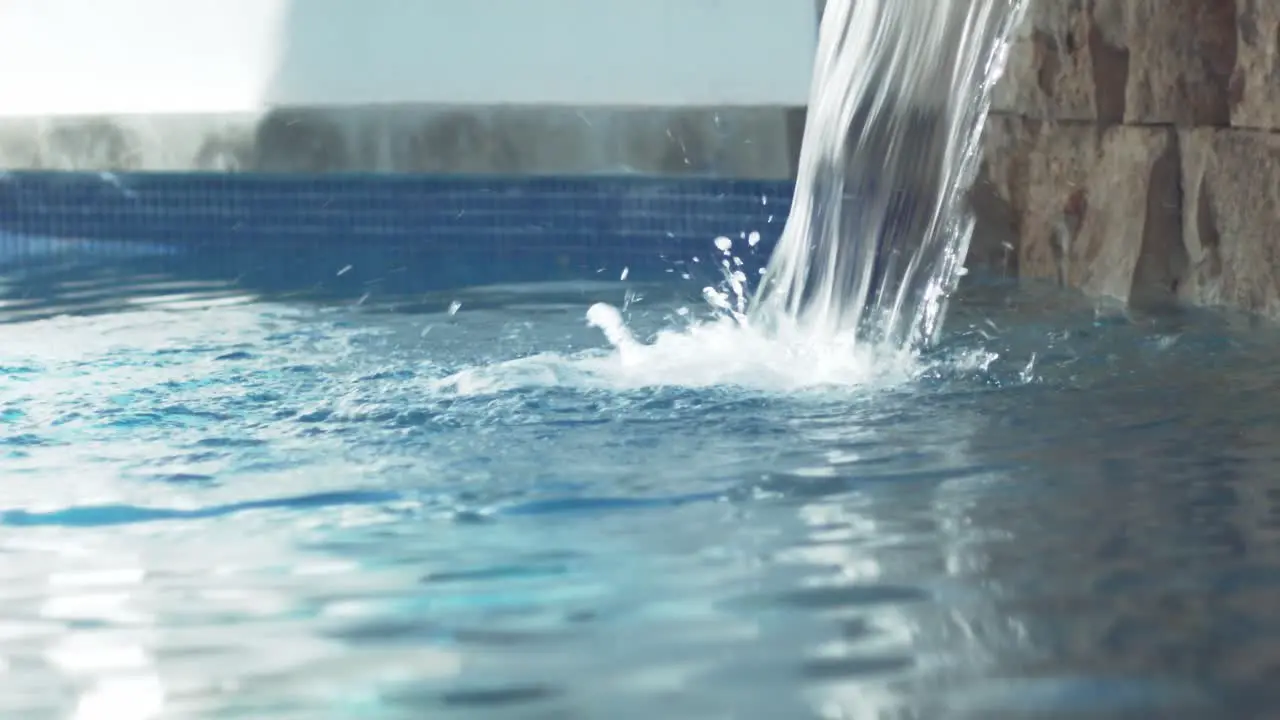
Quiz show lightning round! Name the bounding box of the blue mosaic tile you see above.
[0,171,795,295]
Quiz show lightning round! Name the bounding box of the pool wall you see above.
[0,172,794,296]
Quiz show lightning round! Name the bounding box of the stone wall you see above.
[976,0,1280,317]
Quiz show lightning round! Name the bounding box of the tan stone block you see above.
[1123,0,1237,125]
[978,116,1185,303]
[994,0,1237,126]
[1229,0,1280,131]
[970,115,1032,273]
[1180,128,1280,315]
[991,0,1129,122]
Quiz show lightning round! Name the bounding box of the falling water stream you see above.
[582,0,1029,385]
[753,0,1028,350]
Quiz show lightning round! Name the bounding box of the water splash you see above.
[454,0,1027,393]
[435,253,922,396]
[437,312,917,396]
[751,0,1028,351]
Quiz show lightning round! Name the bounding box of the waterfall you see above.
[751,0,1029,352]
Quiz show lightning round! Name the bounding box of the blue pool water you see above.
[3,257,1280,719]
[4,174,1280,719]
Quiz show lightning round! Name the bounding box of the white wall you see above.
[0,0,817,117]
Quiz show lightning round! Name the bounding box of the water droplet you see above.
[586,303,639,355]
[448,301,462,316]
[620,267,629,281]
[748,231,761,247]
[1020,352,1037,384]
[702,287,732,312]
[714,236,733,254]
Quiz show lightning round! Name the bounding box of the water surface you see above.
[2,271,1279,719]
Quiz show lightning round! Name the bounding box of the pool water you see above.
[3,268,1280,719]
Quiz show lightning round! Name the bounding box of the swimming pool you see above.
[2,173,1280,719]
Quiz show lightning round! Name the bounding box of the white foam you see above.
[432,288,919,396]
[580,305,918,391]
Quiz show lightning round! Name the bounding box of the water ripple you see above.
[0,490,401,528]
[0,282,1277,717]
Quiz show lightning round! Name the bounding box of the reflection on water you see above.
[2,273,1280,718]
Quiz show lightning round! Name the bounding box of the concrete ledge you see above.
[0,105,802,180]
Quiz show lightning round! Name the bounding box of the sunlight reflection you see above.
[40,561,165,720]
[784,500,914,720]
[72,674,164,720]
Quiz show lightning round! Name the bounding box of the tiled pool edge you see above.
[0,172,794,293]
